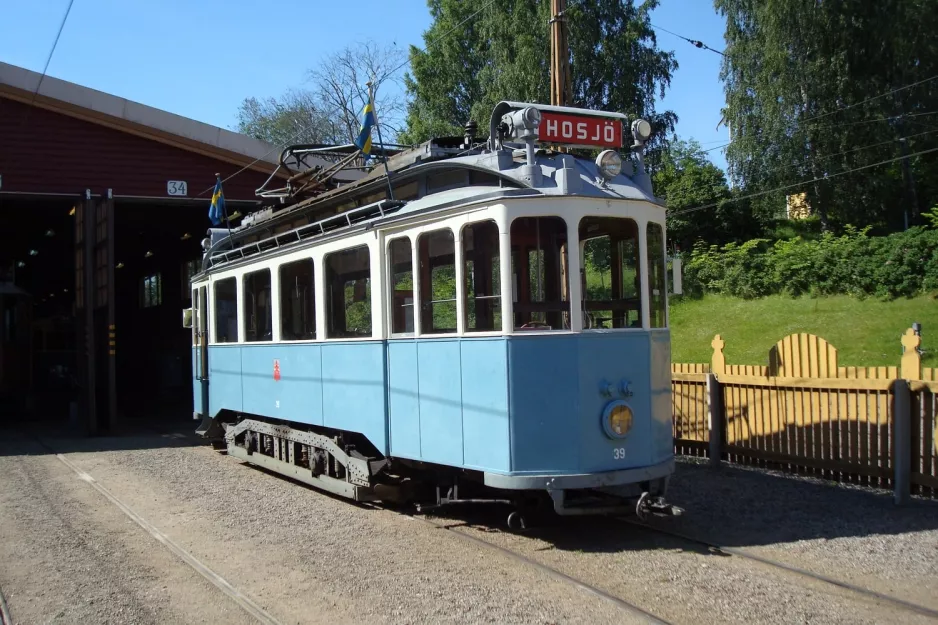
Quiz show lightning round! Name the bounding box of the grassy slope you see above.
[669,294,936,368]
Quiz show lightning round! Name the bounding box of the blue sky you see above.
[1,0,729,170]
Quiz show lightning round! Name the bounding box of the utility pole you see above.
[899,137,918,230]
[549,0,571,107]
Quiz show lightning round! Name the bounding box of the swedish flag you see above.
[208,176,225,225]
[353,100,375,159]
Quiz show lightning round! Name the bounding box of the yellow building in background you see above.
[786,192,812,219]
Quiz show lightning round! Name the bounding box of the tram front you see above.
[480,103,680,518]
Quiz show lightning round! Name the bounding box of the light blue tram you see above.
[186,102,682,525]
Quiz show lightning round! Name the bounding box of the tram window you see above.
[325,245,372,338]
[214,277,238,343]
[510,217,569,330]
[463,220,501,332]
[647,222,667,328]
[469,170,501,187]
[393,181,419,201]
[417,229,457,334]
[579,217,642,330]
[427,170,467,193]
[388,238,414,334]
[243,269,272,342]
[280,259,316,340]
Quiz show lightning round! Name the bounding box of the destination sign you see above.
[537,112,624,148]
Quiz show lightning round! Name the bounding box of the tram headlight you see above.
[602,400,634,439]
[596,150,622,179]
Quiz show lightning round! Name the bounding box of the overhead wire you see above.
[799,74,938,125]
[666,144,938,218]
[197,0,500,198]
[649,22,725,56]
[31,0,76,103]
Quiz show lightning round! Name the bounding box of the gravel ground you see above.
[3,425,936,625]
[661,457,938,609]
[0,438,256,625]
[1,429,644,625]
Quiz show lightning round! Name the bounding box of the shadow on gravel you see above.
[412,457,938,555]
[659,457,938,549]
[0,411,204,457]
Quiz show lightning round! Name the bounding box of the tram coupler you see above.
[635,492,684,521]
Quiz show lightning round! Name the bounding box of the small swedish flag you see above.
[353,100,375,159]
[208,176,225,225]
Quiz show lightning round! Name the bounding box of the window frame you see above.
[461,219,503,334]
[416,226,459,337]
[387,235,416,337]
[243,268,273,343]
[278,257,317,342]
[646,220,669,330]
[212,275,239,344]
[323,243,375,340]
[577,216,644,332]
[506,214,572,333]
[140,273,162,308]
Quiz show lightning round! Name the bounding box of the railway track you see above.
[617,517,938,621]
[27,434,288,625]
[408,511,675,625]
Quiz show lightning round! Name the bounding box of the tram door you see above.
[192,286,210,423]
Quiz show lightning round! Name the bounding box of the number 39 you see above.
[613,447,625,459]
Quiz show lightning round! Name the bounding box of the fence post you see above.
[893,379,911,505]
[901,328,922,380]
[707,373,723,467]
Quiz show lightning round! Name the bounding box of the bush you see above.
[682,226,938,300]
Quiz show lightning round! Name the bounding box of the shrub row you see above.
[682,226,938,299]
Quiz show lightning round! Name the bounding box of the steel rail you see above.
[410,513,674,625]
[618,518,938,620]
[0,584,12,625]
[27,435,287,625]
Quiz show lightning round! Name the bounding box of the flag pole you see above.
[368,80,395,201]
[215,172,233,244]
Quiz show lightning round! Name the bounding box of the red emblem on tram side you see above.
[273,359,281,381]
[538,112,623,149]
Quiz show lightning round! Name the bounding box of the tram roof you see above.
[199,102,664,274]
[199,149,663,275]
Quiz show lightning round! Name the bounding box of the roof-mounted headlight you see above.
[501,106,541,139]
[631,118,652,143]
[596,149,622,179]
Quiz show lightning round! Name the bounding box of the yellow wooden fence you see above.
[672,328,937,500]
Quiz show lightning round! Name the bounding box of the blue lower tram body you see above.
[198,331,674,511]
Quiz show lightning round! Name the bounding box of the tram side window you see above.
[325,246,372,338]
[388,238,414,334]
[647,222,667,328]
[463,220,501,332]
[280,259,315,340]
[510,217,569,330]
[579,217,641,330]
[243,269,272,342]
[418,229,457,334]
[214,277,238,343]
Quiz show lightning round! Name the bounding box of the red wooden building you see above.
[0,61,330,432]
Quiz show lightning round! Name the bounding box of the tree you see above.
[654,137,731,252]
[236,42,407,148]
[308,41,408,143]
[716,0,938,233]
[401,0,678,152]
[236,89,339,146]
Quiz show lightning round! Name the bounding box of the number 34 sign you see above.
[167,180,188,196]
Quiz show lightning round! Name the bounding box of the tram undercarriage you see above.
[199,414,683,528]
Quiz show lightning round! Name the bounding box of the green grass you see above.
[669,294,937,368]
